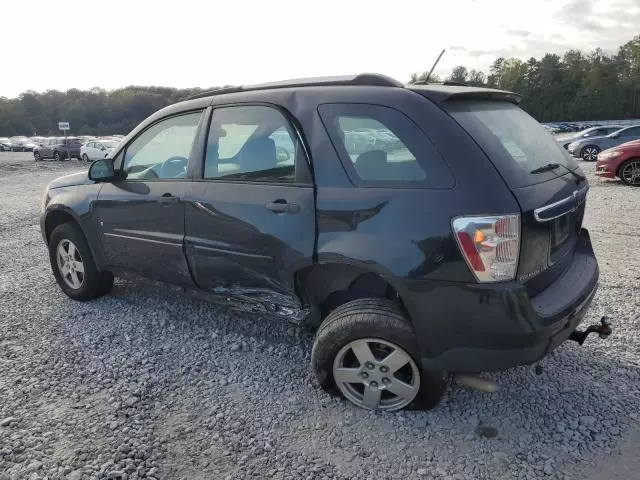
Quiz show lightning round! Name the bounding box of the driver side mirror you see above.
[88,158,116,182]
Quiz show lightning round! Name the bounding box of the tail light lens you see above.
[452,214,520,282]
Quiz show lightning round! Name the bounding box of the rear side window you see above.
[446,101,578,188]
[319,103,454,188]
[618,126,640,138]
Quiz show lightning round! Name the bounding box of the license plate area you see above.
[553,212,572,247]
[549,211,580,264]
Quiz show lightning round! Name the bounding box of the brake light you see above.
[452,214,520,282]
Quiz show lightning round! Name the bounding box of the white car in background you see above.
[80,139,119,162]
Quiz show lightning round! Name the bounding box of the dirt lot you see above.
[0,152,638,480]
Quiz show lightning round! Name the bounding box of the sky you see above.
[0,0,638,98]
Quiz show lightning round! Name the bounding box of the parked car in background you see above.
[34,137,84,161]
[80,139,119,162]
[568,125,640,161]
[556,125,623,149]
[0,137,12,151]
[40,74,605,412]
[20,139,42,152]
[546,122,580,133]
[9,136,30,151]
[595,139,640,186]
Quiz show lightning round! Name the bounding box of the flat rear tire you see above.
[311,298,446,411]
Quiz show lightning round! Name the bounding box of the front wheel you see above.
[34,151,41,161]
[619,158,640,186]
[53,151,62,161]
[581,145,600,161]
[311,298,446,412]
[49,223,114,301]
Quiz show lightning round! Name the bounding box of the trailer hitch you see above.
[569,316,612,346]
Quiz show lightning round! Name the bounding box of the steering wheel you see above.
[160,156,188,178]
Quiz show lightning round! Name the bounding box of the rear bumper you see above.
[400,228,599,373]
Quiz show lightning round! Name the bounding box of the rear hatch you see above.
[444,100,588,296]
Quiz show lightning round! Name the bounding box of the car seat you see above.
[238,137,277,174]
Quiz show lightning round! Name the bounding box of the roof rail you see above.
[186,86,244,100]
[186,73,403,100]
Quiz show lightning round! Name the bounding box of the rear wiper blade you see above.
[530,163,585,183]
[530,163,560,174]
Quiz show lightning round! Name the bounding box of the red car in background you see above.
[595,139,640,186]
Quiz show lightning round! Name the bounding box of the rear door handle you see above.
[265,200,299,213]
[157,193,180,205]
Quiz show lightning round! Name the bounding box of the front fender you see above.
[42,183,106,270]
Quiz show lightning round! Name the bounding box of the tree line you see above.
[1,35,639,136]
[0,86,218,137]
[411,35,640,123]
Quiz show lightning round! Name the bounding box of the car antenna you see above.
[424,49,445,83]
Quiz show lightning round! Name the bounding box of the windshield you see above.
[446,101,578,187]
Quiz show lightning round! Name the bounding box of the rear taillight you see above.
[452,214,520,282]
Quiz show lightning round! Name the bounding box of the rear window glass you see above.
[446,101,578,188]
[319,103,454,188]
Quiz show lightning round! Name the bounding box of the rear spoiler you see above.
[408,85,522,105]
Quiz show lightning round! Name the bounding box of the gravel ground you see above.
[0,152,639,480]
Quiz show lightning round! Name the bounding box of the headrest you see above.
[354,150,388,180]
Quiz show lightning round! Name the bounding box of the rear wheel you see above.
[581,145,600,161]
[82,154,90,163]
[53,151,61,161]
[311,298,446,411]
[49,223,113,301]
[619,158,640,186]
[34,151,41,161]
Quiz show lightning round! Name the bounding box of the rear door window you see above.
[204,105,304,183]
[445,101,579,188]
[318,103,454,188]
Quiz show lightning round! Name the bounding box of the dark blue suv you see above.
[40,74,606,411]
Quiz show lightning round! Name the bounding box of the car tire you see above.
[82,154,90,163]
[580,145,600,162]
[53,151,61,161]
[619,158,640,186]
[49,222,114,301]
[311,298,446,412]
[34,151,41,161]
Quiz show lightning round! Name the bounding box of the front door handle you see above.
[265,200,299,213]
[157,193,180,205]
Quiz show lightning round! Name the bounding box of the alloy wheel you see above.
[56,239,85,289]
[332,338,420,411]
[621,160,640,185]
[582,146,599,161]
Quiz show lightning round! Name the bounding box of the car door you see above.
[83,142,93,159]
[89,142,100,160]
[184,104,315,309]
[93,142,106,160]
[94,110,205,285]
